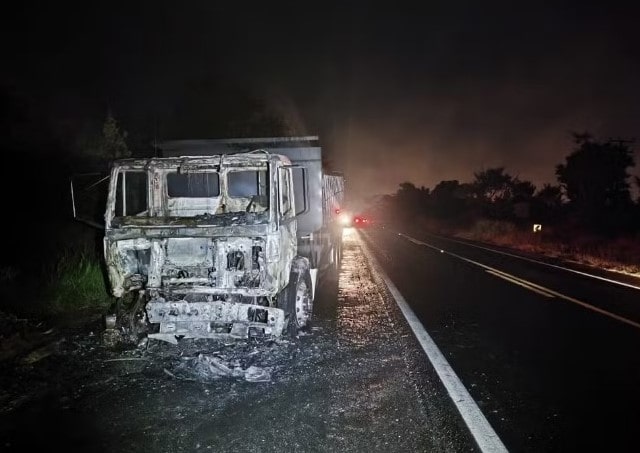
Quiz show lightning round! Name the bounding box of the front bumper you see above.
[146,300,285,342]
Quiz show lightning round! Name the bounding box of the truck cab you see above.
[103,151,309,341]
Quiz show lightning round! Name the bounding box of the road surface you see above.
[362,226,640,452]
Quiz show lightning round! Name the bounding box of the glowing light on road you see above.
[342,226,356,240]
[338,212,353,226]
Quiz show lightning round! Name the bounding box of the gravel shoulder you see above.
[0,229,475,452]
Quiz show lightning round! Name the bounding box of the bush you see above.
[458,219,519,244]
[449,219,640,274]
[47,251,112,314]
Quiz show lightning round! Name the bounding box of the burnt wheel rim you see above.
[295,279,312,327]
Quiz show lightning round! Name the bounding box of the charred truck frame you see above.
[97,137,344,342]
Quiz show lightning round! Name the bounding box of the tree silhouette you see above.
[431,180,462,200]
[429,180,470,221]
[532,183,564,223]
[511,179,536,202]
[556,133,635,233]
[472,167,514,202]
[472,167,536,220]
[76,112,130,162]
[394,182,429,223]
[535,184,563,209]
[101,113,130,160]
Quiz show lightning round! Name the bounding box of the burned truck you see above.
[101,136,344,342]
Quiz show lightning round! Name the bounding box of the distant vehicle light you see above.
[338,212,352,226]
[353,216,369,228]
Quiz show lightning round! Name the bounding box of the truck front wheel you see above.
[280,269,313,336]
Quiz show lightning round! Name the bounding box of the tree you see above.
[431,180,461,200]
[532,183,564,223]
[394,182,429,223]
[472,167,514,202]
[429,180,470,221]
[101,113,130,160]
[471,167,535,220]
[535,184,563,209]
[76,112,130,162]
[511,179,536,201]
[556,134,634,212]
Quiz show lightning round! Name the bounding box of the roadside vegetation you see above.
[42,114,128,318]
[0,88,298,321]
[45,250,112,315]
[450,220,640,275]
[0,112,127,321]
[372,133,640,276]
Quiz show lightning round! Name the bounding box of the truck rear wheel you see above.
[325,242,341,284]
[280,269,313,336]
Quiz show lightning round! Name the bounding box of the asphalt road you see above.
[362,226,640,452]
[0,228,475,453]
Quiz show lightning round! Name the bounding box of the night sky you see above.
[2,1,640,205]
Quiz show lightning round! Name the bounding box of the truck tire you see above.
[335,241,342,269]
[280,269,313,336]
[327,242,341,283]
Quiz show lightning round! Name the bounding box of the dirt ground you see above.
[0,229,475,452]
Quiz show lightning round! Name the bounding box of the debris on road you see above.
[0,310,61,363]
[170,353,272,383]
[243,365,271,382]
[20,339,65,365]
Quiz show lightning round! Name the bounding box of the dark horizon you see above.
[2,1,640,205]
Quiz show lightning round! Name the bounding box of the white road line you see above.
[398,232,640,331]
[359,231,508,453]
[425,232,640,292]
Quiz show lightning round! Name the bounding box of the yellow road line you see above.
[485,270,555,298]
[397,232,640,331]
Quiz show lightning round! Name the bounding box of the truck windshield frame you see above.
[107,159,276,227]
[227,169,269,213]
[166,171,220,198]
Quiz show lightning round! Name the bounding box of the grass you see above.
[450,219,640,276]
[46,251,113,314]
[0,219,113,323]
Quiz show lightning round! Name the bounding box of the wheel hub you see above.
[295,280,312,327]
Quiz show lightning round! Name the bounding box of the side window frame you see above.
[114,169,149,217]
[279,167,293,219]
